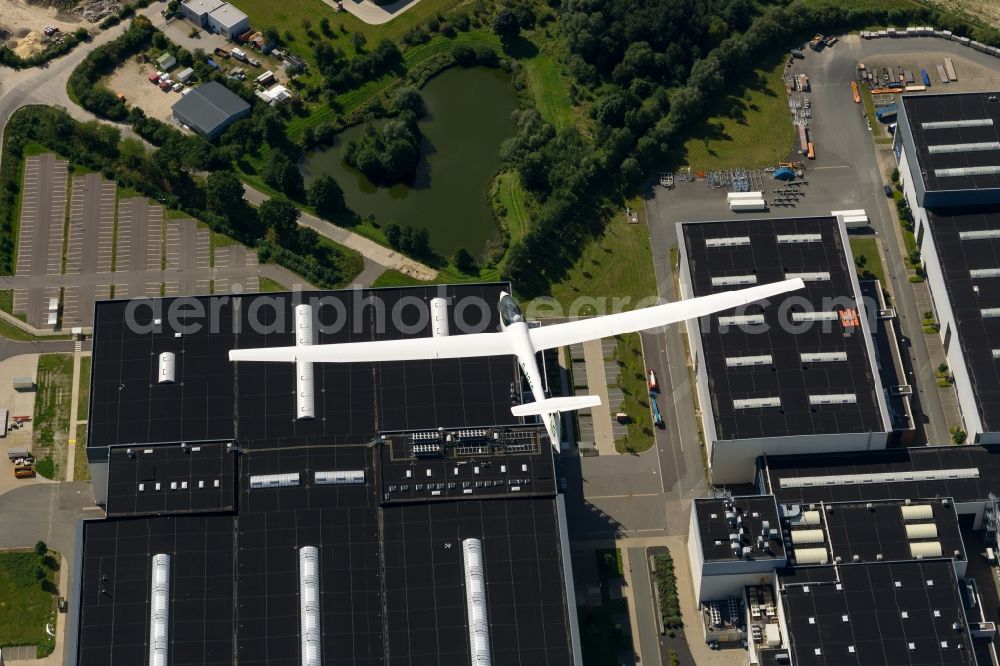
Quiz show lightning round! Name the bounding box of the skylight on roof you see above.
[921,118,994,130]
[927,141,1000,154]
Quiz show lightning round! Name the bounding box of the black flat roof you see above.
[681,217,885,440]
[902,92,1000,194]
[80,284,576,666]
[760,445,1000,504]
[694,495,785,562]
[77,515,235,666]
[780,560,976,665]
[89,285,520,451]
[822,500,964,565]
[926,207,1000,432]
[106,441,236,517]
[858,281,910,431]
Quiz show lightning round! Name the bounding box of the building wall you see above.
[711,431,888,484]
[699,571,779,605]
[897,150,986,443]
[688,506,705,603]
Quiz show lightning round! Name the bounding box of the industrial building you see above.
[677,216,901,484]
[71,285,582,666]
[179,0,250,40]
[894,92,1000,444]
[171,81,251,139]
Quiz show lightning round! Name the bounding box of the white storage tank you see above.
[158,352,176,384]
[430,297,449,338]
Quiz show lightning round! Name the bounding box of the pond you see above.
[300,66,519,258]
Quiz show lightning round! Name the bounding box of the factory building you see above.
[72,285,582,666]
[677,216,905,484]
[894,92,1000,444]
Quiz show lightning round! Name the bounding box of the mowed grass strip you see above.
[33,353,74,448]
[77,356,91,419]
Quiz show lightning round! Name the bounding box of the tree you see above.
[307,174,346,218]
[34,540,47,557]
[453,248,477,274]
[319,17,332,37]
[351,31,367,52]
[206,171,245,216]
[391,86,425,118]
[491,7,519,41]
[258,199,300,248]
[279,161,305,198]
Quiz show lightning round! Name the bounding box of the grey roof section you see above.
[182,0,224,15]
[208,3,248,29]
[695,495,785,562]
[171,81,250,137]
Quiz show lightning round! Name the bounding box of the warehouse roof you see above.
[207,2,248,29]
[171,81,250,137]
[694,495,785,562]
[901,92,1000,194]
[926,206,1000,432]
[779,560,976,665]
[760,444,1000,504]
[680,217,887,441]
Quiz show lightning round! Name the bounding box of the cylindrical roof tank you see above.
[431,298,449,338]
[158,352,176,384]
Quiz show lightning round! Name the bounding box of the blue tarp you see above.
[774,167,795,180]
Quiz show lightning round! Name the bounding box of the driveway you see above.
[329,0,425,26]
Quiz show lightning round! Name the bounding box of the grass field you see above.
[850,237,887,284]
[77,356,91,420]
[493,171,531,246]
[547,198,657,312]
[522,51,574,131]
[74,425,90,481]
[682,60,796,170]
[33,354,74,481]
[0,549,59,657]
[613,333,655,454]
[259,276,287,292]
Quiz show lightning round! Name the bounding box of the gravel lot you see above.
[105,59,185,123]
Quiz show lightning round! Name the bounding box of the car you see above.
[884,184,894,197]
[148,72,161,84]
[159,80,172,91]
[172,82,183,92]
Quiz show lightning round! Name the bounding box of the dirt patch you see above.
[925,0,1000,28]
[13,31,46,58]
[105,59,186,123]
[0,0,82,38]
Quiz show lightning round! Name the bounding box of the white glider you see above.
[229,279,804,444]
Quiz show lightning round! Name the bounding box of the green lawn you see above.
[74,425,90,482]
[682,59,796,169]
[849,237,887,284]
[77,356,91,420]
[522,51,574,131]
[372,269,424,288]
[33,354,74,462]
[547,198,657,311]
[0,549,59,657]
[493,171,531,245]
[259,276,287,292]
[613,333,655,454]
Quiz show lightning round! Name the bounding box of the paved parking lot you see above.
[9,155,267,330]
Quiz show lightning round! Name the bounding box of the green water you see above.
[300,66,519,257]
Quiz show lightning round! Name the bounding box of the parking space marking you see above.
[112,283,129,299]
[145,282,161,297]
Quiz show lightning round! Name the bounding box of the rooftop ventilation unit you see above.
[993,350,1000,360]
[149,554,170,666]
[792,311,839,322]
[733,397,782,410]
[462,539,492,666]
[705,236,751,248]
[793,547,829,565]
[786,272,831,282]
[718,314,765,327]
[901,504,934,521]
[982,308,1000,319]
[295,304,315,420]
[808,393,857,406]
[928,142,1000,154]
[905,523,939,540]
[800,352,848,363]
[776,233,822,244]
[315,470,365,485]
[430,297,450,338]
[935,166,1000,178]
[960,229,1000,240]
[909,541,943,559]
[788,510,822,527]
[725,355,772,368]
[790,529,825,545]
[781,468,978,488]
[299,546,321,666]
[158,352,176,384]
[711,275,758,287]
[249,472,300,489]
[922,119,994,130]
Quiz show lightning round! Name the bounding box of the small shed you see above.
[176,67,194,83]
[156,53,177,70]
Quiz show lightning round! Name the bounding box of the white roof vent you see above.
[462,539,492,666]
[149,554,171,666]
[300,546,321,666]
[158,352,176,384]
